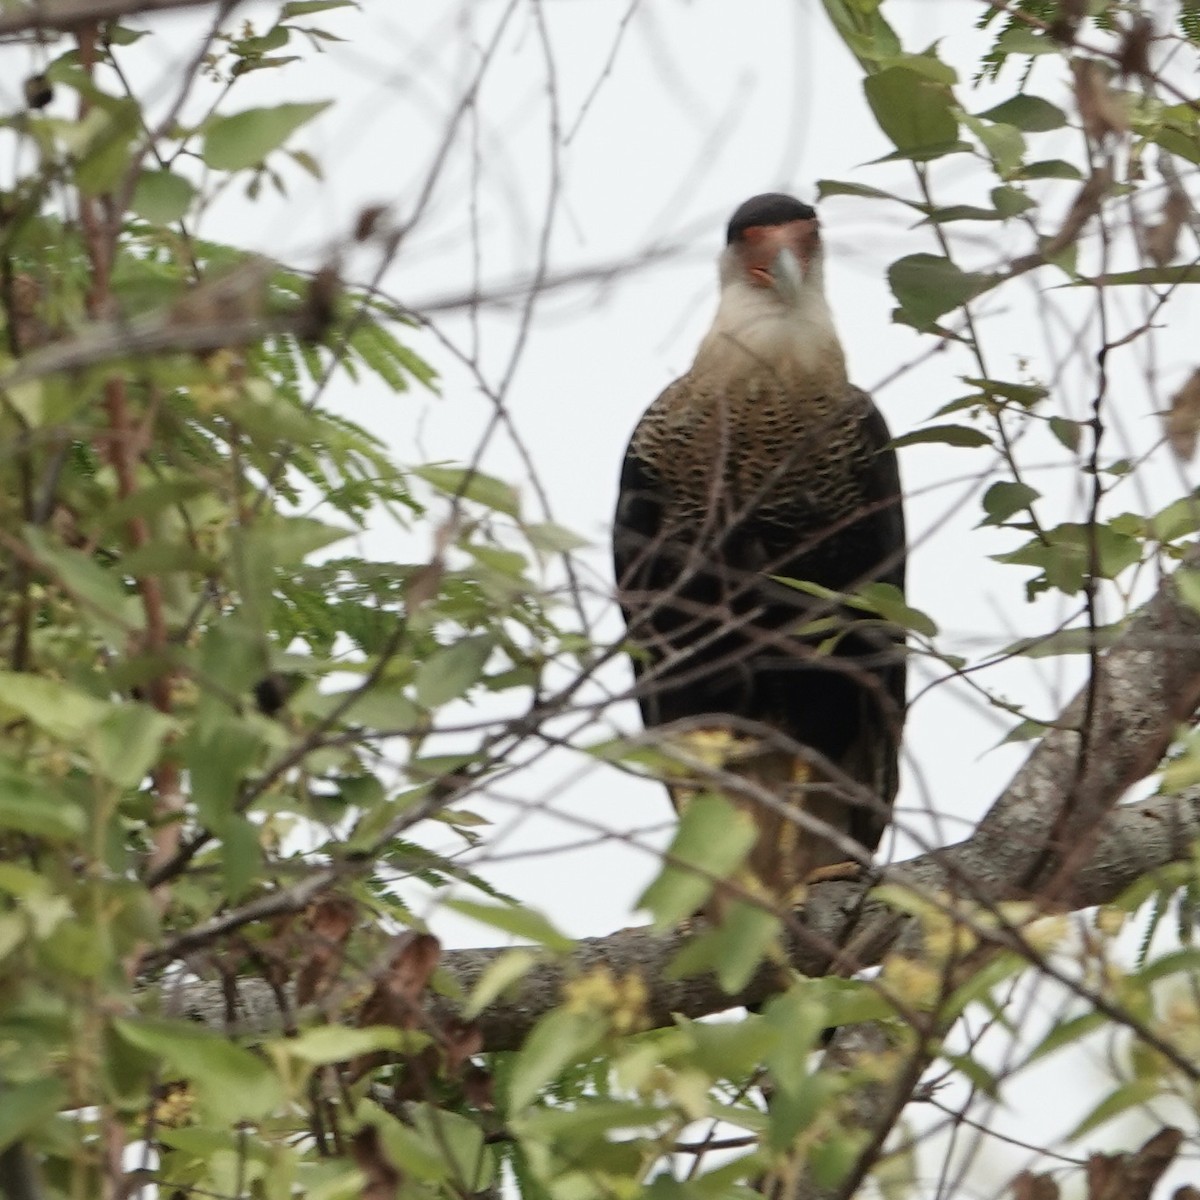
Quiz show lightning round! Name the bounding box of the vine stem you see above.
[75,25,182,881]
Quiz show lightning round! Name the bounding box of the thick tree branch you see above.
[972,552,1200,895]
[176,786,1200,1050]
[170,552,1200,1050]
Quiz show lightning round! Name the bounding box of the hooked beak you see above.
[740,217,819,301]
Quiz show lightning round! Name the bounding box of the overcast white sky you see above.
[20,0,1200,1190]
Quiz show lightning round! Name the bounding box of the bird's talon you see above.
[804,860,863,885]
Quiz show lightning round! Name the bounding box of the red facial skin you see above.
[736,218,820,289]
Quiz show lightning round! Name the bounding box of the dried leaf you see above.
[1042,166,1113,259]
[1049,0,1086,44]
[1144,187,1191,267]
[22,74,52,109]
[298,263,340,342]
[9,273,53,352]
[357,931,442,1028]
[1085,1128,1182,1200]
[1011,1170,1059,1200]
[1166,370,1200,461]
[1124,1127,1183,1200]
[1116,15,1153,78]
[440,1017,484,1075]
[352,1125,401,1200]
[1071,59,1129,140]
[296,894,357,1006]
[169,258,271,329]
[355,204,388,242]
[463,1064,495,1111]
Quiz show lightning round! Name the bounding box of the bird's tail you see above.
[665,725,857,921]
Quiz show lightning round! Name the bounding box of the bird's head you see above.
[721,193,822,307]
[696,193,843,384]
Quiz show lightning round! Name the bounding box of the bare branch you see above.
[0,0,231,37]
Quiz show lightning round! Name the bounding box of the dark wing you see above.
[752,387,906,852]
[612,439,674,725]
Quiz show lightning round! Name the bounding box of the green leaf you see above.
[942,1052,1000,1098]
[994,522,1142,597]
[409,1102,495,1193]
[283,0,356,14]
[114,1017,282,1122]
[184,716,265,825]
[130,170,195,223]
[220,815,261,902]
[1161,743,1200,793]
[820,0,901,69]
[976,94,1066,132]
[810,1128,870,1189]
[414,635,493,707]
[358,1101,450,1182]
[962,377,1048,408]
[1068,1078,1162,1140]
[70,101,140,194]
[0,672,108,742]
[415,465,521,517]
[0,1077,67,1151]
[1000,717,1048,745]
[637,793,758,929]
[854,582,938,637]
[520,1098,672,1141]
[0,759,84,840]
[864,65,958,157]
[961,112,1025,176]
[1175,568,1200,618]
[1049,415,1084,451]
[306,679,422,732]
[1017,158,1084,181]
[991,185,1036,217]
[233,25,290,55]
[816,180,917,208]
[1149,494,1200,542]
[202,101,331,171]
[980,480,1039,526]
[272,1025,418,1066]
[445,899,573,953]
[461,948,539,1020]
[993,25,1059,56]
[922,204,1002,224]
[891,423,993,449]
[1026,1011,1106,1063]
[683,1013,778,1080]
[507,1008,606,1114]
[23,526,136,636]
[1073,265,1200,286]
[244,516,350,566]
[524,521,589,553]
[811,975,896,1026]
[708,901,782,993]
[1001,625,1121,659]
[89,703,175,787]
[888,254,996,328]
[105,24,149,44]
[762,987,830,1094]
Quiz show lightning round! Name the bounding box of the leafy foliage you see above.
[0,0,1197,1197]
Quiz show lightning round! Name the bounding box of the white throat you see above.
[692,253,847,386]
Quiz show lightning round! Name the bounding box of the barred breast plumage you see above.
[630,366,878,536]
